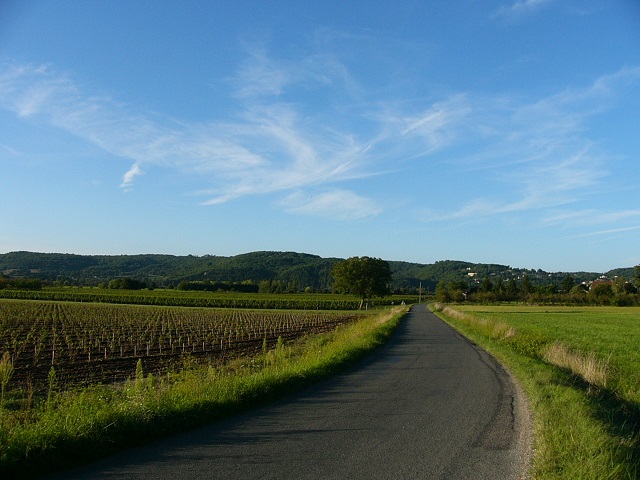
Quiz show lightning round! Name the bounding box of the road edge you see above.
[429,304,534,480]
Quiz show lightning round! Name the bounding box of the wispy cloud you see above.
[0,60,376,219]
[279,189,381,220]
[232,42,361,101]
[493,0,554,18]
[233,46,295,98]
[573,224,640,238]
[400,94,472,154]
[542,209,640,243]
[0,56,638,227]
[120,163,143,191]
[543,209,640,228]
[413,68,640,224]
[0,142,23,156]
[427,154,600,224]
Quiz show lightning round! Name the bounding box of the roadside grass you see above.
[454,305,640,404]
[0,305,408,479]
[432,304,640,479]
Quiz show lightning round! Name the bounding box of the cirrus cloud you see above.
[279,189,382,220]
[0,55,638,230]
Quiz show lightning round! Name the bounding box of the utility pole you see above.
[419,282,422,303]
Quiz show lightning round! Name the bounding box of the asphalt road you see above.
[48,304,531,480]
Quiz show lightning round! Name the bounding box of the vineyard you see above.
[0,299,361,392]
[0,288,421,309]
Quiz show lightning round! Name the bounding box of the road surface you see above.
[48,304,531,479]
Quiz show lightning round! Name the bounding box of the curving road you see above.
[49,304,531,480]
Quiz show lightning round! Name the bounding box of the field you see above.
[433,304,640,479]
[0,299,361,393]
[0,288,419,310]
[0,299,408,479]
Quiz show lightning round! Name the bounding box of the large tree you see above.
[331,256,392,309]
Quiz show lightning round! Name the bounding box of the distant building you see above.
[589,277,613,291]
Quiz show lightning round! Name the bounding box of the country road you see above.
[48,304,531,480]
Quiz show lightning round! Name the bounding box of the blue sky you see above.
[1,1,639,272]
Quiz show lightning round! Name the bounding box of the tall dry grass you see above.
[434,303,516,340]
[543,342,611,390]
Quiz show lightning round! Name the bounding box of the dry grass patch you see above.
[434,303,516,340]
[543,342,610,390]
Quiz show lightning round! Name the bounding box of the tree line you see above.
[0,276,42,290]
[4,251,635,293]
[435,267,640,306]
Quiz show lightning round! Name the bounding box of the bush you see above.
[108,278,147,290]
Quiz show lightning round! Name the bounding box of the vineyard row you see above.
[0,289,419,309]
[0,300,360,391]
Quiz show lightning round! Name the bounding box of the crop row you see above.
[0,289,420,309]
[0,289,366,309]
[0,300,359,391]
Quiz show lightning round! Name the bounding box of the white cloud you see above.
[234,47,294,98]
[0,57,637,229]
[120,163,143,190]
[280,189,382,220]
[400,95,472,155]
[574,225,640,238]
[0,61,373,213]
[232,42,360,101]
[493,0,554,18]
[428,148,605,223]
[0,143,22,156]
[414,68,640,224]
[542,210,640,237]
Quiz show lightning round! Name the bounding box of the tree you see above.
[588,282,613,305]
[561,276,575,294]
[435,280,452,303]
[108,277,146,290]
[613,276,634,295]
[480,277,494,293]
[505,278,518,298]
[520,275,532,297]
[332,256,392,309]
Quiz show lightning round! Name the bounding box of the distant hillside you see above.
[0,251,341,291]
[0,251,635,293]
[389,259,634,294]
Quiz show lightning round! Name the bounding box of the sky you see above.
[1,1,639,273]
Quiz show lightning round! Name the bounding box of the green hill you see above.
[0,250,635,293]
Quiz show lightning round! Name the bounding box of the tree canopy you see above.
[331,256,392,308]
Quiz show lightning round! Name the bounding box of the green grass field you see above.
[432,304,640,480]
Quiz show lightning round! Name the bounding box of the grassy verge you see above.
[431,303,640,479]
[0,305,409,479]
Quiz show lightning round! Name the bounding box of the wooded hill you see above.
[0,250,634,293]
